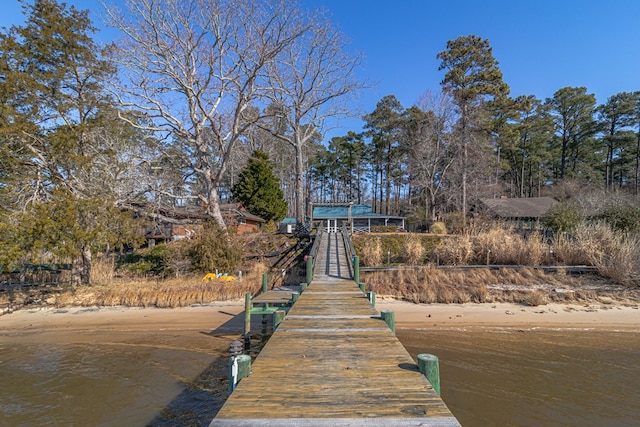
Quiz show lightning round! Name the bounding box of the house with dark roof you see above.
[220,204,266,233]
[477,197,557,227]
[311,203,405,233]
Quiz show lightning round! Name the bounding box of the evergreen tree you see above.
[232,150,287,223]
[0,0,142,284]
[437,35,509,219]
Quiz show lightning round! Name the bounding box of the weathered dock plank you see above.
[212,232,460,426]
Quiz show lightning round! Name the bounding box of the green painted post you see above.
[300,282,307,293]
[244,292,251,339]
[273,309,285,329]
[306,256,313,284]
[353,255,360,284]
[291,292,299,303]
[381,309,395,336]
[418,353,441,396]
[368,291,376,308]
[262,273,268,294]
[228,354,252,394]
[359,282,365,293]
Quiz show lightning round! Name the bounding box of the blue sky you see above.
[3,0,640,138]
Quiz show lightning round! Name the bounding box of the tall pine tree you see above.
[232,150,287,223]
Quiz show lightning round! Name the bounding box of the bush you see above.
[599,205,640,233]
[442,211,466,234]
[187,223,244,274]
[429,221,447,235]
[370,226,399,233]
[544,202,583,232]
[117,243,178,277]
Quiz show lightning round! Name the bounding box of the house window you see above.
[238,218,246,224]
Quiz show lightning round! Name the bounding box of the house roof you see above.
[479,197,557,218]
[220,204,266,223]
[312,203,404,220]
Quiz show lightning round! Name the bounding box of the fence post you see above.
[418,353,441,396]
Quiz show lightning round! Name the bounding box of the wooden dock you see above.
[212,231,460,426]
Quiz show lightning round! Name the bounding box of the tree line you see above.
[1,1,638,284]
[311,36,640,227]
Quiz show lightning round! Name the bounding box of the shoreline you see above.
[1,299,638,334]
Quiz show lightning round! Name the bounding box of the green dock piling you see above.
[368,291,376,308]
[273,309,285,329]
[381,309,395,336]
[353,255,360,284]
[244,293,251,343]
[418,353,441,396]
[306,256,313,284]
[228,354,252,394]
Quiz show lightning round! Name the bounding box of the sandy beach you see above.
[1,299,638,335]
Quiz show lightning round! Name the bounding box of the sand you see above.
[1,299,638,335]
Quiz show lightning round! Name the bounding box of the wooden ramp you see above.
[212,232,460,426]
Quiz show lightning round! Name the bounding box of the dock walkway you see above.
[212,231,460,426]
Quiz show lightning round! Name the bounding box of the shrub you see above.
[599,205,640,233]
[429,221,447,235]
[544,202,583,232]
[370,226,399,233]
[186,223,244,274]
[117,243,178,277]
[442,211,466,234]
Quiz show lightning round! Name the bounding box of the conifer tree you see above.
[232,150,287,223]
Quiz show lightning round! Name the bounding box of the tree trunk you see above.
[294,144,305,224]
[72,246,92,286]
[206,188,227,229]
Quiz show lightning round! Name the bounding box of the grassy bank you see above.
[3,223,639,313]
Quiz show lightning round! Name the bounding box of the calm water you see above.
[399,328,640,427]
[1,325,638,426]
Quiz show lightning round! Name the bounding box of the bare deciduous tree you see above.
[403,91,457,223]
[262,9,368,223]
[104,0,305,227]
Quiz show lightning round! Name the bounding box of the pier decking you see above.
[212,231,460,426]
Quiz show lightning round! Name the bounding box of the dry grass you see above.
[403,234,425,265]
[360,266,635,306]
[433,235,473,265]
[360,236,383,266]
[29,261,269,309]
[553,223,640,284]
